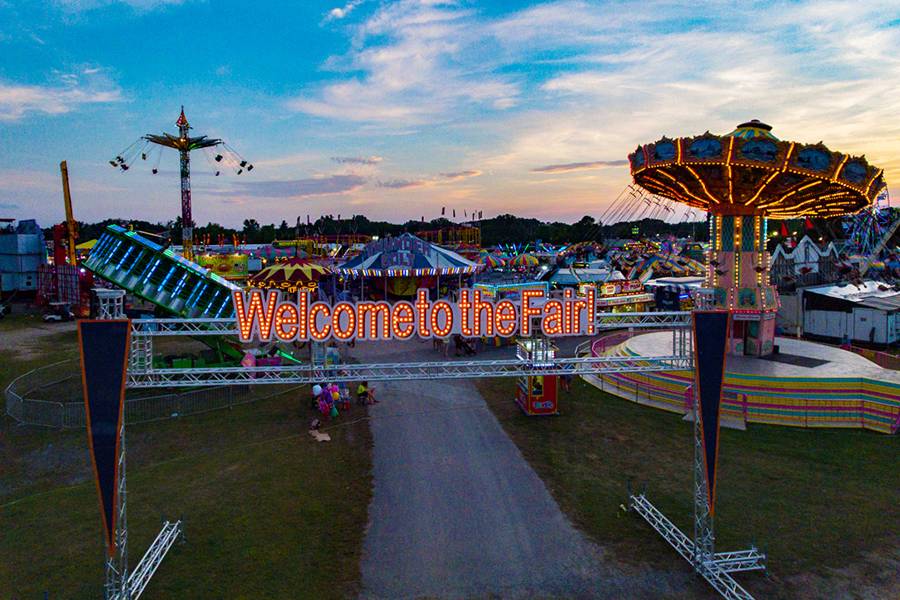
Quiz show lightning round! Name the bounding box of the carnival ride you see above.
[842,188,892,257]
[616,119,895,599]
[111,108,252,261]
[630,119,886,356]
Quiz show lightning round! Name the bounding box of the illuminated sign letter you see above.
[391,302,415,339]
[431,300,454,337]
[495,300,517,336]
[416,289,431,337]
[520,289,544,336]
[358,302,391,339]
[309,303,331,340]
[274,303,299,340]
[332,302,356,341]
[541,299,564,336]
[458,289,473,336]
[472,289,493,336]
[233,290,278,342]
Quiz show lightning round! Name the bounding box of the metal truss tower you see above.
[104,418,128,600]
[629,396,766,599]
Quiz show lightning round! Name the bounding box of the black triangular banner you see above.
[78,319,130,556]
[692,311,730,516]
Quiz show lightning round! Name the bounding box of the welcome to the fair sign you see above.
[233,288,597,343]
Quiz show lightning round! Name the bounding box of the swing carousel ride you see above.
[629,119,886,356]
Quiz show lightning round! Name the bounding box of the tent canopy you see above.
[249,258,330,291]
[338,233,477,276]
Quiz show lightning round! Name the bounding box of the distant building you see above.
[769,235,839,293]
[802,281,900,346]
[0,219,47,295]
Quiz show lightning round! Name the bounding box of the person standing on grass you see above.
[561,372,573,393]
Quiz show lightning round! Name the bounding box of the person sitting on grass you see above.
[357,381,377,405]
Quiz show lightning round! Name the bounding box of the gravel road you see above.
[355,340,689,599]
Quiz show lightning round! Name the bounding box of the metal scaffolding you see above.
[125,311,694,388]
[110,308,764,598]
[104,418,128,599]
[628,397,766,599]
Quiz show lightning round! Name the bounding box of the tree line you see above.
[63,212,863,248]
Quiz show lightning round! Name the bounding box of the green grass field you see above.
[476,377,900,599]
[1,325,373,599]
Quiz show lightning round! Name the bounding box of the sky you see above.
[2,0,900,229]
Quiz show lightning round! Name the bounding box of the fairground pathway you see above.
[353,339,688,599]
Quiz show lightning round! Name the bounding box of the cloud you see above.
[224,174,367,198]
[53,0,188,12]
[377,169,481,189]
[0,202,20,210]
[531,160,627,173]
[289,0,518,124]
[331,155,383,165]
[466,0,900,192]
[0,66,122,121]
[377,178,427,189]
[214,65,231,77]
[439,170,481,181]
[324,0,363,22]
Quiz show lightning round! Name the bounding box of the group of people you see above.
[310,380,377,421]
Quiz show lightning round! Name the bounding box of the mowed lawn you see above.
[477,377,900,600]
[1,323,373,599]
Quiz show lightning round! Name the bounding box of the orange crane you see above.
[59,161,78,265]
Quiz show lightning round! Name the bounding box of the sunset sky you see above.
[2,0,899,229]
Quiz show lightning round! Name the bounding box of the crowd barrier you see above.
[5,359,302,429]
[848,346,900,371]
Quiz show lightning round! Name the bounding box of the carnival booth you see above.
[198,253,250,282]
[586,279,654,312]
[337,233,477,300]
[515,338,559,416]
[473,280,549,301]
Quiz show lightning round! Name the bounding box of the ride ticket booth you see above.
[515,338,559,416]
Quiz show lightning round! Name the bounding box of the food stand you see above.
[581,280,654,312]
[515,338,559,416]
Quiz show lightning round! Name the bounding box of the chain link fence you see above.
[5,359,303,429]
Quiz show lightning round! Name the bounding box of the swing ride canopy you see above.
[628,120,886,218]
[337,233,477,277]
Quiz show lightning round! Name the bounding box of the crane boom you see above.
[59,160,77,266]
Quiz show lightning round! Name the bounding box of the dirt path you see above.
[1,317,77,361]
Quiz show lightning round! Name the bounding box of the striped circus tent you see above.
[249,258,330,292]
[338,233,477,277]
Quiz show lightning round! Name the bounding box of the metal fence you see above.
[5,359,302,429]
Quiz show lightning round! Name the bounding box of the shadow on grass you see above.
[476,377,899,600]
[1,328,373,599]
